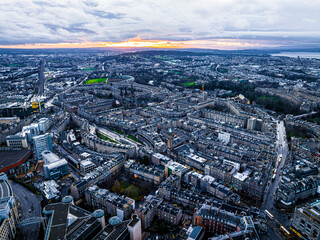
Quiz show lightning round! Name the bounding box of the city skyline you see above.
[1,0,320,49]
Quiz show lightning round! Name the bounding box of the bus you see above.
[272,169,277,181]
[264,210,274,220]
[278,154,282,167]
[280,226,292,238]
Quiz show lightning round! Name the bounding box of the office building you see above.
[38,118,51,133]
[33,133,53,160]
[42,151,69,180]
[6,133,28,149]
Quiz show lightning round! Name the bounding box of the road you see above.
[263,120,289,210]
[38,60,45,96]
[45,75,88,108]
[10,180,43,240]
[262,120,291,239]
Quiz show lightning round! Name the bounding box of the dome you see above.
[108,216,122,226]
[93,209,104,218]
[62,195,73,204]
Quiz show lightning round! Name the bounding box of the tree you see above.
[142,155,150,165]
[113,180,121,193]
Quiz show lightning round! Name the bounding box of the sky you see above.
[0,0,319,49]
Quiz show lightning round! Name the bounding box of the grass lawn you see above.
[97,132,119,144]
[126,134,143,144]
[288,130,309,139]
[84,78,107,85]
[81,67,95,71]
[111,180,149,201]
[183,82,197,87]
[109,127,124,135]
[311,117,320,124]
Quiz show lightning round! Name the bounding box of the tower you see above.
[167,128,173,152]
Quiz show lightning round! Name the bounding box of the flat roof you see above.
[0,150,32,171]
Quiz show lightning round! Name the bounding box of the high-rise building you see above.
[22,123,40,142]
[247,117,257,130]
[33,133,53,160]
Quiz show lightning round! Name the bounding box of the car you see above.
[29,209,31,213]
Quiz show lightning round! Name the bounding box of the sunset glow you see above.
[0,39,278,50]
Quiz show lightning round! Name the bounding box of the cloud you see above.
[90,10,126,20]
[0,0,319,48]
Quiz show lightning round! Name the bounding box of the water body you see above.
[271,52,320,59]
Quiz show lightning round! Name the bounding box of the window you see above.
[313,229,318,238]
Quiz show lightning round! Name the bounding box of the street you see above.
[262,120,291,239]
[10,180,43,240]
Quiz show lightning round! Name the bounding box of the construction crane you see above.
[202,79,207,94]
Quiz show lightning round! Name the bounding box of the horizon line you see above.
[0,39,282,50]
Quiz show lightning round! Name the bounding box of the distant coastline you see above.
[271,52,320,59]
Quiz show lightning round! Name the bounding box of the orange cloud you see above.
[0,39,278,50]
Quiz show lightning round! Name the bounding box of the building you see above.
[187,226,205,240]
[0,102,33,119]
[80,160,96,174]
[85,185,135,220]
[167,128,173,151]
[151,153,172,166]
[70,155,126,200]
[247,118,257,130]
[42,151,69,180]
[134,195,183,229]
[42,197,105,240]
[218,132,231,144]
[33,133,53,160]
[165,161,189,178]
[92,215,142,240]
[276,176,320,207]
[39,180,61,203]
[6,133,28,149]
[156,202,183,225]
[127,215,142,240]
[22,123,40,142]
[0,149,32,173]
[193,203,241,234]
[38,118,51,134]
[0,173,19,240]
[134,195,161,229]
[124,160,165,185]
[291,200,320,240]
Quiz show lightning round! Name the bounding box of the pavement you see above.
[10,180,43,240]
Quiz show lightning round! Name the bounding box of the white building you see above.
[42,151,69,180]
[22,123,40,142]
[80,159,96,174]
[38,118,51,134]
[6,133,29,149]
[165,161,189,178]
[218,132,231,143]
